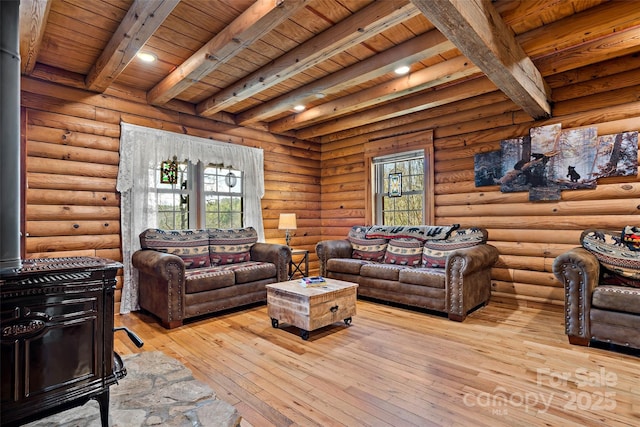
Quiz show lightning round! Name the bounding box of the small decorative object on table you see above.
[300,276,326,287]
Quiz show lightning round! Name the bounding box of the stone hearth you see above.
[24,351,241,427]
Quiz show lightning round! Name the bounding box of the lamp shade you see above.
[278,213,297,230]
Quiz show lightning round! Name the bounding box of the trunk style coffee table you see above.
[266,278,358,340]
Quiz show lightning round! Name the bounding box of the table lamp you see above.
[278,213,297,247]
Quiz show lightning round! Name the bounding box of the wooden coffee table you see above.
[266,278,358,340]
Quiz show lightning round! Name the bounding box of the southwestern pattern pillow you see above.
[384,238,423,266]
[581,229,640,285]
[365,224,459,242]
[422,228,487,268]
[209,227,258,265]
[347,225,371,240]
[349,237,387,262]
[622,225,640,251]
[139,228,211,269]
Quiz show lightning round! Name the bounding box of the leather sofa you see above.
[316,225,499,321]
[132,227,291,328]
[553,227,640,349]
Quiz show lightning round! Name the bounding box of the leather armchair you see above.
[553,246,640,350]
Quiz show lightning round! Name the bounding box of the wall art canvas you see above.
[594,131,638,178]
[478,122,638,202]
[499,135,533,193]
[474,150,503,186]
[552,126,598,190]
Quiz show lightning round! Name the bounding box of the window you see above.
[363,130,434,226]
[374,151,424,225]
[153,162,243,230]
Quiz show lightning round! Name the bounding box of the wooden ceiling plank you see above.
[412,0,552,120]
[196,0,421,117]
[296,76,498,139]
[147,0,308,106]
[85,0,179,92]
[517,1,640,58]
[270,55,480,133]
[237,29,455,125]
[19,0,52,75]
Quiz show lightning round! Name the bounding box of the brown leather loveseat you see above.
[132,227,291,328]
[553,227,640,349]
[316,225,499,321]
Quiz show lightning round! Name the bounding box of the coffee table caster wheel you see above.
[344,317,352,326]
[301,330,309,340]
[271,318,279,328]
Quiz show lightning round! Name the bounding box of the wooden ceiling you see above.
[19,0,640,142]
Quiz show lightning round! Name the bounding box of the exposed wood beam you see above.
[85,0,179,92]
[19,0,52,75]
[411,0,552,120]
[295,76,497,139]
[147,0,307,105]
[197,0,420,117]
[271,55,480,133]
[237,29,455,125]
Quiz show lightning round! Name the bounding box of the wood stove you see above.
[1,257,140,427]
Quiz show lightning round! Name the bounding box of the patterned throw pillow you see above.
[347,225,371,240]
[209,227,258,265]
[349,237,387,262]
[139,229,211,269]
[622,226,640,251]
[422,228,487,268]
[365,224,459,242]
[581,229,640,285]
[383,238,423,266]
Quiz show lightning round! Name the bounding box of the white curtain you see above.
[116,122,265,313]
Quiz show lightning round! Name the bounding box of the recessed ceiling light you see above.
[395,65,410,75]
[137,52,157,63]
[293,105,305,112]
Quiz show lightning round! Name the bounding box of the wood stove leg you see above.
[95,390,110,427]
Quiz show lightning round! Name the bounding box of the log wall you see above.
[320,53,640,308]
[21,77,322,312]
[19,52,640,311]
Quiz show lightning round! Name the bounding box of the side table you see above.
[289,249,309,279]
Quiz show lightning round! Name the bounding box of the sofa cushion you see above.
[383,238,423,266]
[209,227,258,265]
[184,267,235,293]
[218,261,277,284]
[327,258,372,275]
[139,228,211,269]
[592,285,640,315]
[399,267,446,289]
[365,224,459,242]
[349,237,387,262]
[422,227,487,268]
[581,229,640,285]
[360,263,407,281]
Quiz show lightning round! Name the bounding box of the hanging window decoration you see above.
[160,156,178,184]
[225,171,237,188]
[388,172,402,197]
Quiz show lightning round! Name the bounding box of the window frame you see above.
[373,151,425,225]
[364,130,434,226]
[153,161,244,230]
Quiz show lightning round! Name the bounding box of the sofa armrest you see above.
[446,244,499,321]
[132,250,185,281]
[250,243,292,282]
[131,250,186,328]
[315,239,353,276]
[552,247,600,344]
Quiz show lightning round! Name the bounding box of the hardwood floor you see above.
[114,300,640,427]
